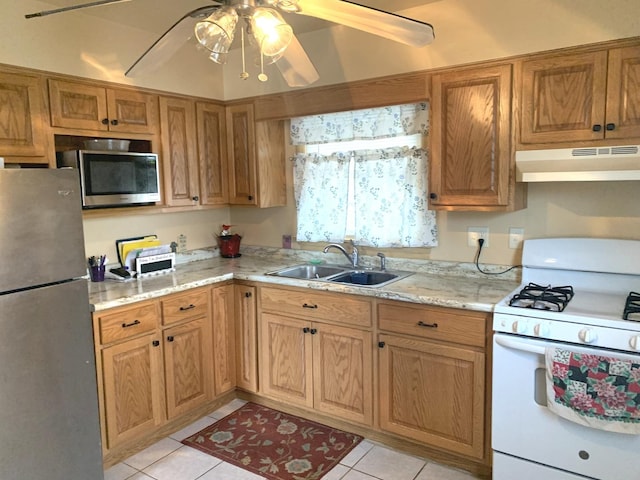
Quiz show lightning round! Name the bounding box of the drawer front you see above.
[377,302,487,347]
[260,286,371,327]
[161,288,210,325]
[98,302,158,344]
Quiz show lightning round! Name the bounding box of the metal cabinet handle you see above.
[122,319,141,328]
[592,124,602,132]
[101,118,109,125]
[167,336,174,342]
[248,195,254,201]
[179,304,196,311]
[310,328,318,335]
[417,321,438,328]
[606,123,616,131]
[302,303,318,309]
[110,119,119,126]
[192,196,199,201]
[378,341,386,348]
[244,292,252,298]
[303,327,310,333]
[429,192,437,200]
[152,340,160,347]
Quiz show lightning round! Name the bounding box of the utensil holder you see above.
[89,265,106,282]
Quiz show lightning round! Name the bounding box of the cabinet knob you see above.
[152,340,160,347]
[606,123,616,131]
[310,328,318,335]
[378,341,386,348]
[303,327,310,334]
[592,124,602,132]
[429,192,437,200]
[167,335,175,342]
[101,118,109,125]
[248,195,254,201]
[110,119,119,126]
[244,292,252,298]
[192,196,199,201]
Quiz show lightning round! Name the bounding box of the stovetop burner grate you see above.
[509,282,575,312]
[624,292,640,321]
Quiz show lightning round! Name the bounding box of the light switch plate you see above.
[509,227,524,249]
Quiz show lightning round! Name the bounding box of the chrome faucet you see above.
[323,240,359,267]
[377,252,386,271]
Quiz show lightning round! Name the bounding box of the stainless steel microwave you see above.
[58,150,161,208]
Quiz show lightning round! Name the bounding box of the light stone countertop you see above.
[88,246,520,313]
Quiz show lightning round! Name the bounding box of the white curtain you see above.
[354,147,437,247]
[293,153,350,242]
[290,103,428,145]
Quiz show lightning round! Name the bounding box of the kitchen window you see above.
[291,103,437,248]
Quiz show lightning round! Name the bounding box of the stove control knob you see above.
[533,323,549,337]
[630,336,640,351]
[578,328,597,344]
[512,321,527,334]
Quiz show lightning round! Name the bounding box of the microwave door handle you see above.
[494,335,546,355]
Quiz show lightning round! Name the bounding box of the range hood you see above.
[516,145,640,182]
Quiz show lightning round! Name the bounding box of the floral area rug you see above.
[182,402,363,480]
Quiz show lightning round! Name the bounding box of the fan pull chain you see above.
[258,52,268,82]
[240,26,249,80]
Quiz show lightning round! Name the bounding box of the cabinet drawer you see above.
[260,286,371,327]
[161,288,210,325]
[377,302,487,347]
[97,302,158,345]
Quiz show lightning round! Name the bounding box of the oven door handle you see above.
[494,335,546,355]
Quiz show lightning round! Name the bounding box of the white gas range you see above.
[491,238,640,480]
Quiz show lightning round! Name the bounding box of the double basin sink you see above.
[266,264,412,288]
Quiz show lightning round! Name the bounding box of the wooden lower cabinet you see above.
[259,286,374,426]
[235,283,258,392]
[101,331,164,448]
[211,283,236,396]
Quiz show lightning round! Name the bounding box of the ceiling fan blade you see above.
[276,35,319,87]
[294,0,434,47]
[125,5,219,77]
[25,0,133,19]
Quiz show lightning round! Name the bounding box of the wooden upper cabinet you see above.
[519,45,640,144]
[0,72,48,158]
[226,103,258,205]
[159,96,199,206]
[197,101,228,205]
[430,64,512,209]
[48,79,159,134]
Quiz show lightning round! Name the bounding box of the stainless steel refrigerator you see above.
[0,169,103,479]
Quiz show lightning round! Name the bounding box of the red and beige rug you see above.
[182,402,363,480]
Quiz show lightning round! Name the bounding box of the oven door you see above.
[492,333,640,480]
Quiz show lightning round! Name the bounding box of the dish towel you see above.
[546,347,640,434]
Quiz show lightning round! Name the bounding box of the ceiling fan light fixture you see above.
[250,7,293,58]
[194,6,238,60]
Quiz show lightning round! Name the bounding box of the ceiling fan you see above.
[25,0,435,88]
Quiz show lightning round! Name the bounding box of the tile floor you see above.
[104,399,480,480]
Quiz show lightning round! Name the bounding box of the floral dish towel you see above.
[546,347,640,434]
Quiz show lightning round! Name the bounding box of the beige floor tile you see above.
[208,398,248,419]
[353,445,425,480]
[416,462,480,480]
[103,462,137,480]
[342,470,382,480]
[142,445,222,480]
[323,463,351,479]
[169,416,217,441]
[339,440,375,467]
[123,437,183,470]
[199,461,266,479]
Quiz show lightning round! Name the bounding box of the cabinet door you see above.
[313,323,373,426]
[101,333,164,449]
[235,284,258,392]
[378,334,485,459]
[164,317,213,419]
[197,102,229,205]
[159,96,200,206]
[520,51,608,143]
[212,284,236,396]
[106,89,159,134]
[605,45,640,140]
[0,72,48,158]
[226,104,257,205]
[430,64,512,208]
[260,312,313,407]
[48,79,109,131]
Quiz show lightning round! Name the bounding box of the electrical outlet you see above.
[467,227,489,247]
[509,227,525,249]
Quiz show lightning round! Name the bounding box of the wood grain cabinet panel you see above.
[226,104,257,205]
[0,72,48,158]
[212,284,236,396]
[519,45,640,144]
[235,284,258,393]
[430,64,513,210]
[49,79,158,134]
[101,332,164,449]
[197,101,228,205]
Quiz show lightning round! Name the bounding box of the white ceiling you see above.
[27,0,434,36]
